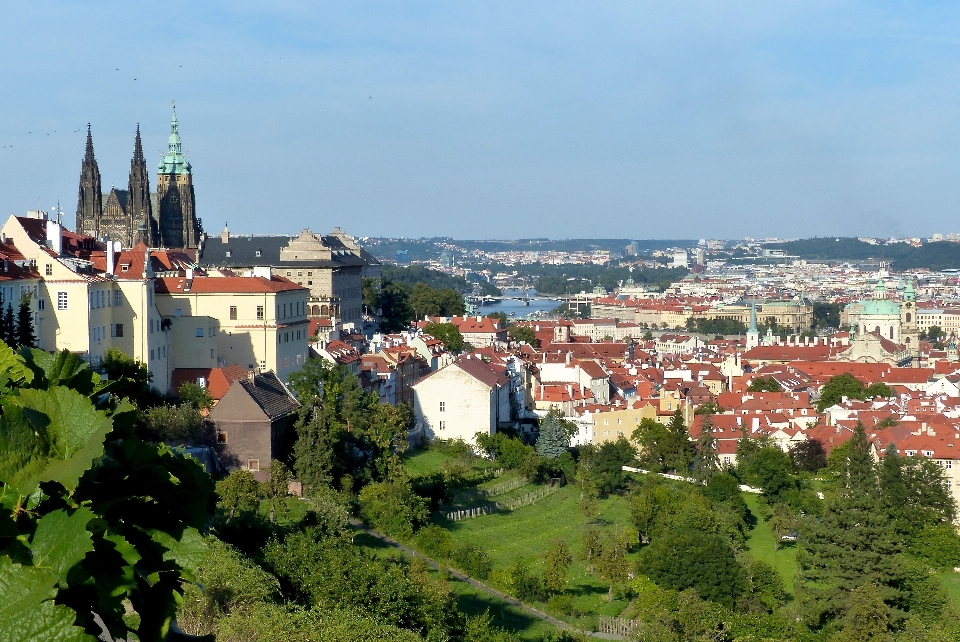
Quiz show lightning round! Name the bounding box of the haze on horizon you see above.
[2,2,960,241]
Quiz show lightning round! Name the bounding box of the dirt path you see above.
[349,519,624,640]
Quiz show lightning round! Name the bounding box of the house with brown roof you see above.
[412,356,512,445]
[209,370,300,471]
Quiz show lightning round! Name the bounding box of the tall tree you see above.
[663,408,695,474]
[2,302,15,347]
[215,468,262,519]
[262,460,293,523]
[692,414,719,484]
[816,373,867,412]
[798,423,908,628]
[535,409,570,459]
[542,539,572,594]
[16,293,36,348]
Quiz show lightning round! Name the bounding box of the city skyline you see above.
[4,3,960,240]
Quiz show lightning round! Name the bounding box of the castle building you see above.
[74,107,202,249]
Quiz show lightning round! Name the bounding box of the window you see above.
[38,299,44,310]
[110,324,115,338]
[307,280,312,285]
[150,349,154,361]
[217,432,227,444]
[196,328,204,337]
[255,250,261,257]
[604,419,609,425]
[57,292,67,310]
[286,271,291,276]
[308,271,313,276]
[161,346,165,358]
[210,349,215,359]
[44,264,51,276]
[439,421,445,431]
[948,481,953,492]
[256,306,264,320]
[948,461,953,469]
[297,272,303,277]
[225,250,231,258]
[150,320,154,333]
[439,401,445,412]
[247,459,260,471]
[114,291,121,306]
[230,306,237,320]
[723,456,732,464]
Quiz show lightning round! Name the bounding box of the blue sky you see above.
[2,2,960,240]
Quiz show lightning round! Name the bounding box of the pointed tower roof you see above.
[83,124,96,164]
[904,278,916,302]
[158,104,191,175]
[748,302,758,332]
[133,123,145,163]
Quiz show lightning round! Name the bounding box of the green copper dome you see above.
[158,108,192,175]
[857,299,901,316]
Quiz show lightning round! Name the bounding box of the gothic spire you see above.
[133,123,144,163]
[84,124,96,164]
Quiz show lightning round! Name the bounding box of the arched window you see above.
[906,312,912,323]
[321,305,329,316]
[890,327,894,340]
[875,326,881,335]
[311,305,321,315]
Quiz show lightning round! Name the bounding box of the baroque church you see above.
[75,107,203,249]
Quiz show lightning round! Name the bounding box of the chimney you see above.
[46,220,62,255]
[221,223,230,244]
[186,268,194,281]
[247,369,256,382]
[752,416,760,433]
[476,315,482,323]
[106,240,115,275]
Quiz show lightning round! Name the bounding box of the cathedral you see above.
[75,107,203,249]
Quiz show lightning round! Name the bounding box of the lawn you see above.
[940,571,960,609]
[743,494,798,593]
[440,484,635,631]
[401,448,460,476]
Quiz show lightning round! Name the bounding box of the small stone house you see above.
[209,370,300,471]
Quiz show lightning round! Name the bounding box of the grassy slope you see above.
[743,494,799,593]
[940,572,960,609]
[442,484,634,630]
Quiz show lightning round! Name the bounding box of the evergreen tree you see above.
[798,423,908,628]
[2,303,15,348]
[692,414,719,484]
[0,293,6,346]
[16,293,35,348]
[663,408,695,473]
[535,409,570,459]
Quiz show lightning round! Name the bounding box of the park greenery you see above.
[815,372,894,412]
[7,339,960,641]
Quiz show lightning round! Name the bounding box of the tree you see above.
[508,324,537,346]
[595,529,631,600]
[798,423,909,628]
[262,459,293,522]
[542,540,572,594]
[739,445,797,504]
[16,292,35,348]
[362,277,381,315]
[768,503,796,551]
[423,322,464,352]
[378,282,413,332]
[179,381,214,410]
[694,401,723,415]
[632,417,671,471]
[880,445,957,535]
[663,408,695,474]
[101,346,154,405]
[216,468,263,519]
[535,409,570,459]
[2,302,14,347]
[141,402,205,443]
[747,376,781,392]
[637,528,746,609]
[691,414,719,484]
[866,381,894,399]
[591,438,636,496]
[486,311,509,327]
[0,343,215,641]
[790,438,828,473]
[358,473,430,540]
[816,372,867,412]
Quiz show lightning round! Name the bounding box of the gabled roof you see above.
[237,371,300,420]
[155,275,306,294]
[171,364,249,400]
[415,356,510,390]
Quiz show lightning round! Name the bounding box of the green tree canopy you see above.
[816,372,867,412]
[423,322,465,352]
[747,376,782,392]
[535,409,570,459]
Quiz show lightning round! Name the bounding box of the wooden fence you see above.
[442,484,561,521]
[597,615,637,637]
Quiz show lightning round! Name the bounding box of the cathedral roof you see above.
[198,234,367,269]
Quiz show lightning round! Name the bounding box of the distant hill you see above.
[365,237,698,260]
[765,238,960,271]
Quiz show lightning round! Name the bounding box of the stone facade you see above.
[74,110,202,249]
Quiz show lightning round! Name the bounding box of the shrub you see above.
[413,524,453,560]
[452,542,493,580]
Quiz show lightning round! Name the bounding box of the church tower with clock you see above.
[156,106,201,248]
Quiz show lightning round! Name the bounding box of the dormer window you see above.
[225,250,231,258]
[255,249,261,257]
[121,265,129,272]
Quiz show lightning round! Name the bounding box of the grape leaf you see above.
[30,508,94,584]
[0,341,34,387]
[0,557,91,642]
[14,387,113,491]
[0,407,49,494]
[23,349,90,391]
[150,527,209,581]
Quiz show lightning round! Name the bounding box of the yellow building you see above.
[587,401,659,444]
[154,275,309,382]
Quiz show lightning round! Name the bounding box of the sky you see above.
[3,2,960,240]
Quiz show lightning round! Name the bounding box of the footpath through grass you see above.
[743,494,798,593]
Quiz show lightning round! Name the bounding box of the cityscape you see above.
[4,4,960,642]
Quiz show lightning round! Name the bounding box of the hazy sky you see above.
[3,2,960,240]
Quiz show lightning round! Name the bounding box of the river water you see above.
[474,288,562,319]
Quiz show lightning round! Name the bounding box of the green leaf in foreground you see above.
[152,527,209,582]
[30,508,95,584]
[0,558,90,642]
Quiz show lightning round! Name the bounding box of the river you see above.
[473,288,562,319]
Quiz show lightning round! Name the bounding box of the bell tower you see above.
[75,125,102,237]
[901,279,919,367]
[156,103,201,248]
